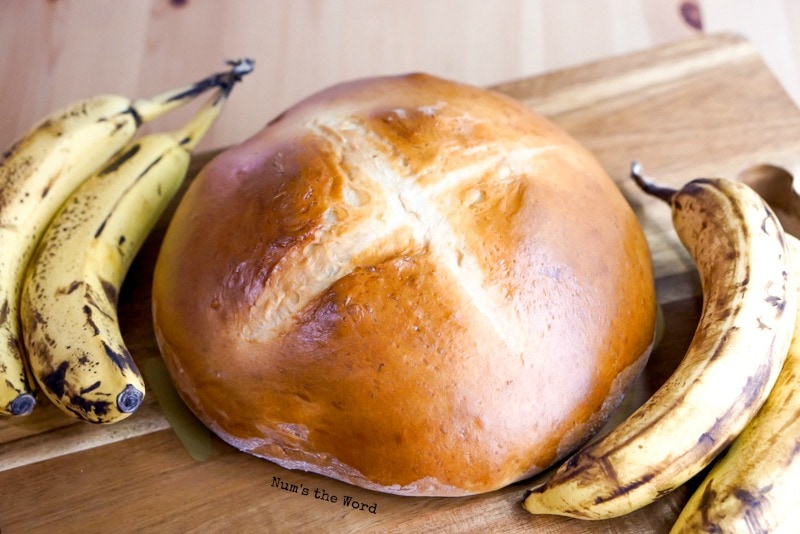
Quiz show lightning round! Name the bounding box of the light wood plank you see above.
[0,0,700,153]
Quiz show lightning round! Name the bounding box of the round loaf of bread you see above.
[152,73,656,497]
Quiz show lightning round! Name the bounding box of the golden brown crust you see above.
[152,73,656,496]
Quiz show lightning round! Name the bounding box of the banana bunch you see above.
[523,162,798,520]
[0,59,253,419]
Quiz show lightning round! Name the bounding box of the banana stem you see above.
[132,58,255,124]
[166,58,253,152]
[630,160,677,203]
[172,58,254,102]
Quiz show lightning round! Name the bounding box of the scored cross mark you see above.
[244,113,560,360]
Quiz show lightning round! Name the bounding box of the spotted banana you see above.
[669,225,800,533]
[522,162,797,520]
[0,60,250,416]
[19,59,252,423]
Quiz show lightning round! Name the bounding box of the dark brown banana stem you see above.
[630,160,677,203]
[166,58,255,104]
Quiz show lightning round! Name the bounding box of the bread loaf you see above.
[152,73,657,496]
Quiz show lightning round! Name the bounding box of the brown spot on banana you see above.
[4,334,24,365]
[41,360,69,398]
[97,144,141,177]
[732,488,770,533]
[2,139,19,160]
[695,480,721,531]
[80,381,101,394]
[65,391,114,422]
[82,304,101,336]
[594,472,656,505]
[101,340,137,374]
[56,280,83,296]
[766,294,787,310]
[100,278,118,307]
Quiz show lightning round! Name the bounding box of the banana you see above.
[17,61,252,423]
[522,162,797,520]
[0,59,253,416]
[669,230,800,533]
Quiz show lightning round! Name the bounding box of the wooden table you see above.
[2,33,800,533]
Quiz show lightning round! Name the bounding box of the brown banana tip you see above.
[217,58,255,100]
[117,384,144,413]
[9,393,36,416]
[227,58,255,79]
[522,484,546,500]
[630,160,677,203]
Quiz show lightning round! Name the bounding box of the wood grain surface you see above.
[5,0,800,152]
[0,0,703,156]
[2,32,800,533]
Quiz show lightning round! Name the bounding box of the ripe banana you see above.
[17,61,252,423]
[522,162,797,520]
[669,232,800,533]
[0,59,252,417]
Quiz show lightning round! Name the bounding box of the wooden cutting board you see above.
[3,33,800,533]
